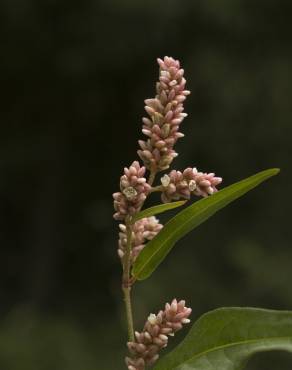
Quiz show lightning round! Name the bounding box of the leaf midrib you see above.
[162,335,292,369]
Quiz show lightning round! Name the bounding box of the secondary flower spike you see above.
[125,299,192,370]
[118,217,163,262]
[160,167,222,203]
[138,56,190,172]
[113,161,151,220]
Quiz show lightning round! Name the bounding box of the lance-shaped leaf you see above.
[131,201,186,223]
[132,168,279,280]
[154,307,292,370]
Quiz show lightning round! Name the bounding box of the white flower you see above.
[188,180,197,191]
[161,174,170,187]
[148,313,157,325]
[123,186,138,200]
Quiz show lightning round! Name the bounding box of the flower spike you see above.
[113,161,151,221]
[125,299,192,370]
[160,167,222,203]
[138,56,190,172]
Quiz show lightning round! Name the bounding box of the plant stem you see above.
[122,285,134,342]
[122,217,135,342]
[150,185,163,193]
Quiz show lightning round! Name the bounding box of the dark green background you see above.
[0,0,291,369]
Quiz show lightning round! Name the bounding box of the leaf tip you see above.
[270,167,281,176]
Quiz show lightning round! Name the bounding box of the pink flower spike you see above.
[117,216,163,263]
[113,161,151,221]
[138,56,190,172]
[160,168,223,203]
[125,298,191,370]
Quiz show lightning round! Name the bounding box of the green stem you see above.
[122,217,135,342]
[122,285,135,342]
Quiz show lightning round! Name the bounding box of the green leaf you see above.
[154,307,292,370]
[131,201,186,223]
[132,168,279,280]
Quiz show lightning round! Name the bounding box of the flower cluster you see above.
[113,161,151,221]
[118,217,163,262]
[160,168,222,203]
[138,56,190,172]
[125,299,192,370]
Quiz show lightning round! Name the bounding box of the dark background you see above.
[0,0,291,369]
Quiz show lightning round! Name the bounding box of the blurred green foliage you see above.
[0,0,291,368]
